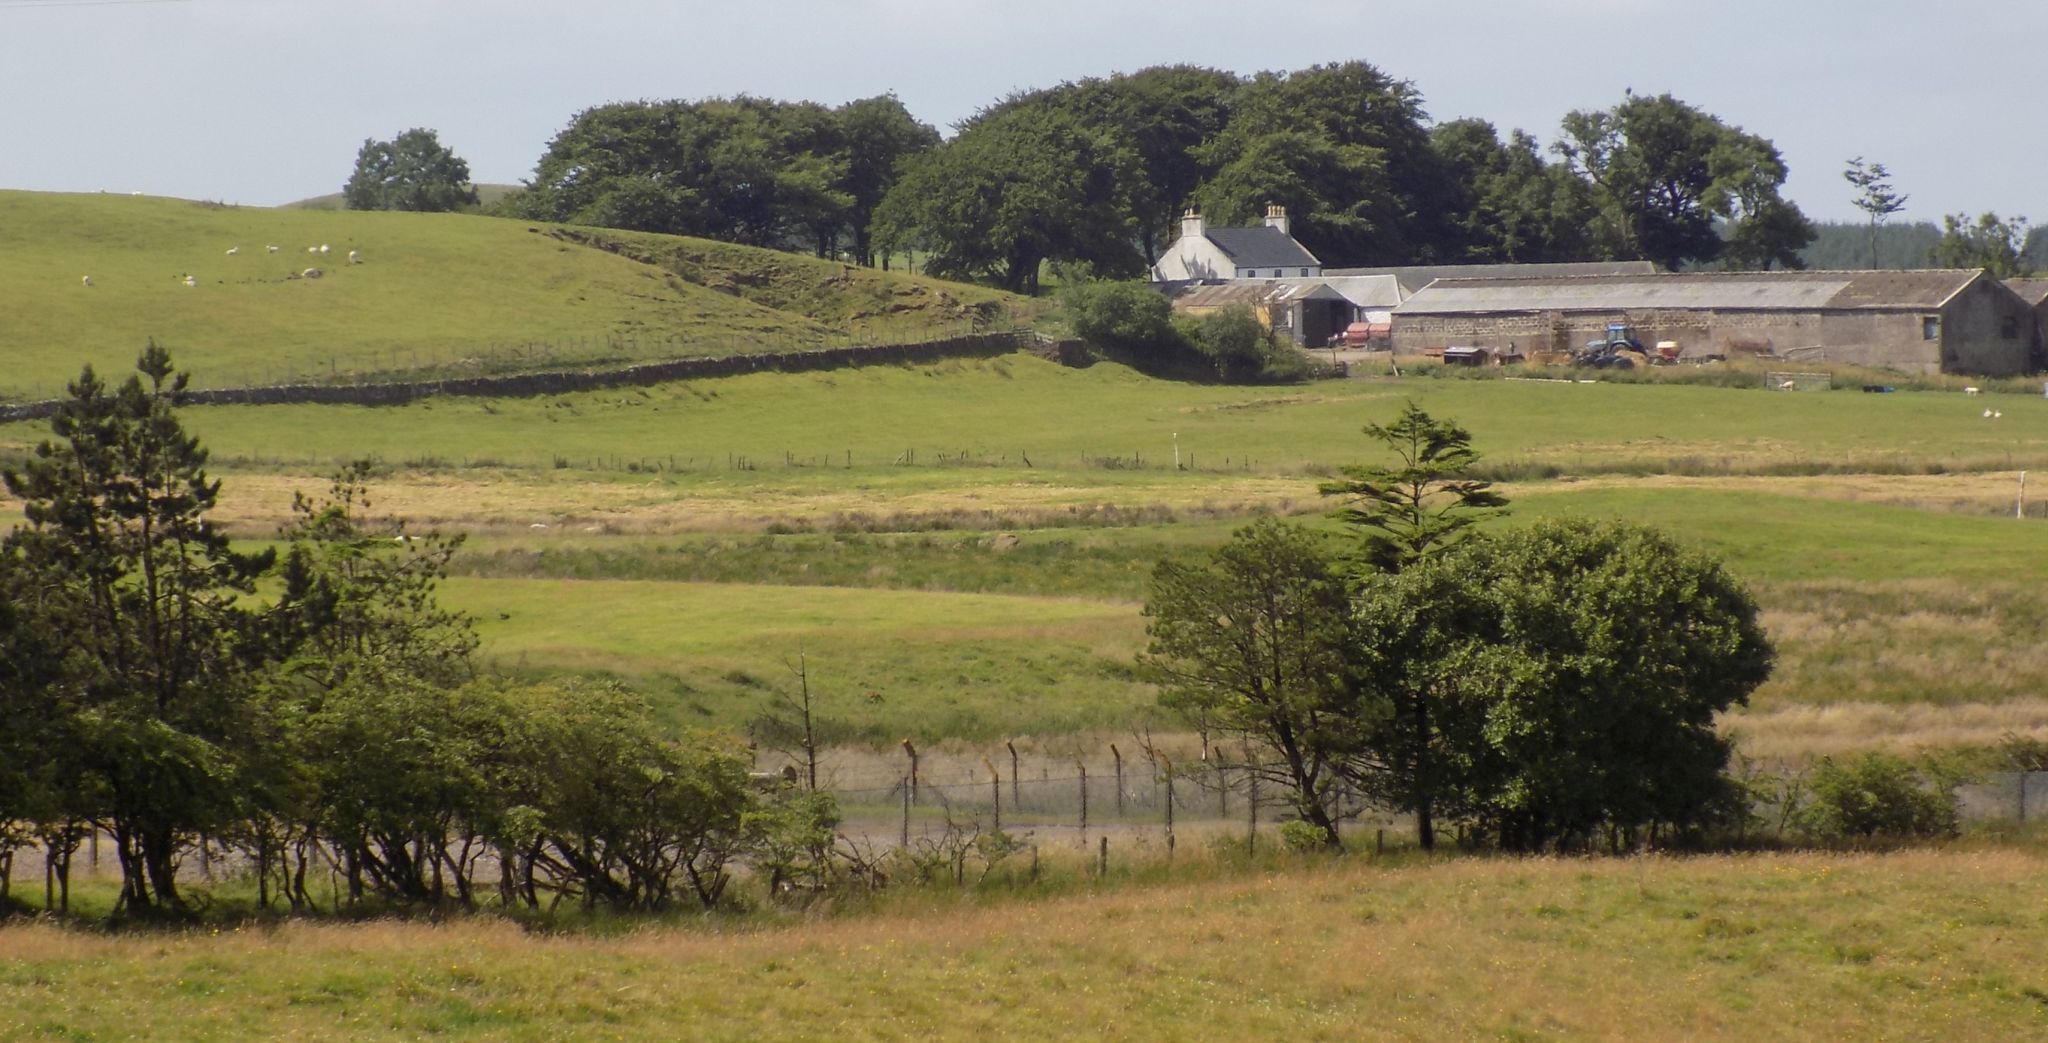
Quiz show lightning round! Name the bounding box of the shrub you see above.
[1799,753,1960,842]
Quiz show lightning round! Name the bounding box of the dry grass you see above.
[1726,698,2048,763]
[5,850,2047,1040]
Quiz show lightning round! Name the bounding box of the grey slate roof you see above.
[1327,260,1660,297]
[1202,226,1320,268]
[1394,270,1987,316]
[2004,279,2048,308]
[1156,279,1343,309]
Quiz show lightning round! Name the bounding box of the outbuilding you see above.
[1390,269,2040,375]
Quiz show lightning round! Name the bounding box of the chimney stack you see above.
[1181,209,1206,241]
[1263,204,1289,236]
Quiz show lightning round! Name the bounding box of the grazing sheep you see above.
[301,268,322,279]
[225,246,239,256]
[266,245,279,253]
[1984,408,1995,419]
[318,244,330,254]
[307,246,319,254]
[1967,386,1981,396]
[529,523,548,530]
[81,275,92,287]
[183,274,197,288]
[347,250,360,265]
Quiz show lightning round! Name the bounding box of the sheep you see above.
[307,246,319,254]
[301,268,322,279]
[225,246,239,256]
[81,275,92,287]
[347,250,360,265]
[529,523,549,530]
[1966,386,1981,396]
[183,274,197,288]
[318,243,330,254]
[266,245,279,253]
[1984,408,1995,419]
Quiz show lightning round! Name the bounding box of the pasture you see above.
[6,352,2048,756]
[0,191,1035,398]
[3,848,2045,1040]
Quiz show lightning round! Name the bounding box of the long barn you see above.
[1390,270,2041,375]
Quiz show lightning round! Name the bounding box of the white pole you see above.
[2020,470,2028,520]
[1173,432,1181,471]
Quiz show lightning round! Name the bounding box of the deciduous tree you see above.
[343,128,479,212]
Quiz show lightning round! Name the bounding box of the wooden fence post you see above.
[902,739,919,805]
[1007,740,1020,808]
[984,758,1001,833]
[1111,744,1125,816]
[901,777,912,847]
[1079,762,1089,840]
[1162,754,1176,862]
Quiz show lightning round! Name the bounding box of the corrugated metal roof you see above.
[1317,274,1403,308]
[1393,270,1986,316]
[1203,226,1320,268]
[1155,278,1345,309]
[1327,260,1660,296]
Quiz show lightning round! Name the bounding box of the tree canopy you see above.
[344,128,479,213]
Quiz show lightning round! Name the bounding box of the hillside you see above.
[0,191,1042,399]
[279,183,523,210]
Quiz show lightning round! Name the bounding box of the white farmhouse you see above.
[1150,206,1321,282]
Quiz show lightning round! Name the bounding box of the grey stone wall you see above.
[0,332,1054,424]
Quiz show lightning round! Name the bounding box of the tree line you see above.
[351,64,1821,289]
[0,347,836,917]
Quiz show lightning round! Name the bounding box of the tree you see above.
[343,128,479,213]
[1192,62,1432,266]
[835,94,940,266]
[270,460,477,689]
[1,344,273,914]
[1318,402,1508,577]
[1182,305,1276,382]
[1844,157,1909,268]
[1429,120,1595,264]
[1556,93,1807,270]
[1712,136,1814,270]
[1141,519,1367,847]
[1931,211,2034,278]
[871,104,1142,293]
[1409,520,1774,851]
[1317,404,1507,850]
[1060,280,1186,367]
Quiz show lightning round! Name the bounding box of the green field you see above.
[5,848,2045,1040]
[0,191,1037,398]
[8,348,2048,755]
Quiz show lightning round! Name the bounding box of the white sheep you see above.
[1966,386,1981,396]
[307,246,319,254]
[81,275,92,287]
[183,274,197,288]
[347,249,360,265]
[301,268,322,279]
[266,245,279,253]
[225,246,239,256]
[1984,408,1995,419]
[318,243,330,254]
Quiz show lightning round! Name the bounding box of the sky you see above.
[0,0,2034,225]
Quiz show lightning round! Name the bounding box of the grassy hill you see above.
[0,190,1041,399]
[279,183,524,211]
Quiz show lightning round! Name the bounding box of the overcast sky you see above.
[0,0,2031,225]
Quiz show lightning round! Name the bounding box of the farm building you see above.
[1155,274,1401,348]
[1325,260,1660,297]
[1390,270,2041,375]
[1151,207,1321,281]
[2003,278,2048,353]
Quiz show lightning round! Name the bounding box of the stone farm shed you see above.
[1156,278,1383,348]
[1390,270,2042,375]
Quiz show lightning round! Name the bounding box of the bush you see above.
[1799,753,1960,842]
[1061,281,1183,364]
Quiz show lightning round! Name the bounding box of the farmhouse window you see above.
[1921,316,1940,340]
[1299,268,1309,277]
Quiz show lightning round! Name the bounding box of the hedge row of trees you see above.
[1061,281,1316,382]
[369,63,1811,289]
[1142,405,1779,852]
[0,348,833,917]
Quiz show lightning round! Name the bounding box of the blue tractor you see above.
[1575,322,1648,369]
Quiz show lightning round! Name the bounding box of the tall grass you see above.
[5,850,2046,1040]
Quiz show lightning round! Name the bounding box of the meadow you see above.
[7,352,2048,755]
[3,848,2045,1040]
